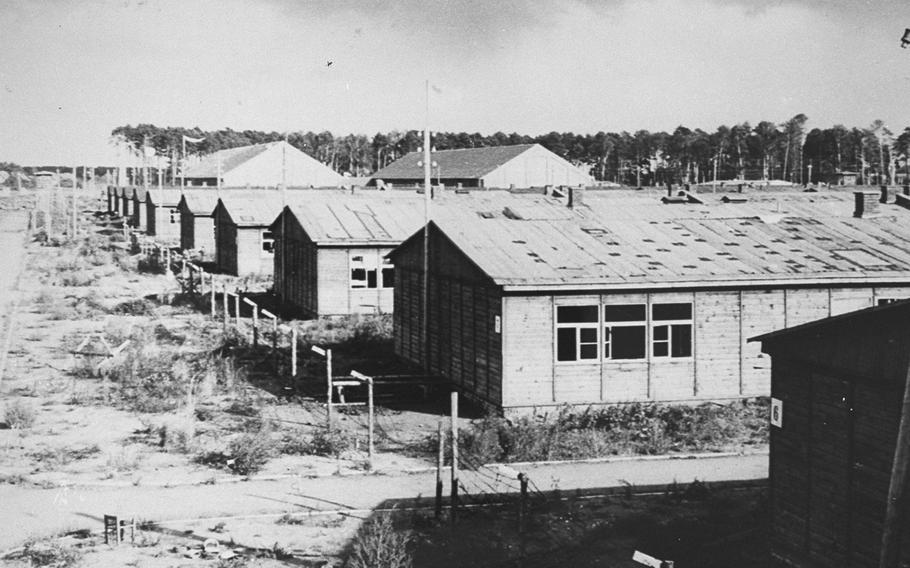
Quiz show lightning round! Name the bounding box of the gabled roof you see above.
[179,188,272,215]
[183,142,275,179]
[215,192,286,227]
[393,191,910,292]
[145,188,183,207]
[749,299,910,344]
[279,191,426,246]
[371,144,538,181]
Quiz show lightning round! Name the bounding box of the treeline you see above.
[111,116,910,185]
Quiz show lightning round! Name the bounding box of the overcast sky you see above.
[0,0,907,165]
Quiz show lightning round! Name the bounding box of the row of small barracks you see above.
[104,142,910,415]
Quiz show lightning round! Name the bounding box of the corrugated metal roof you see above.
[370,144,537,181]
[282,191,427,245]
[416,191,910,291]
[183,143,275,178]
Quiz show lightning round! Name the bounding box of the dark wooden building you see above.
[271,191,424,318]
[389,189,910,413]
[144,188,182,240]
[753,300,910,567]
[177,190,219,256]
[212,192,284,276]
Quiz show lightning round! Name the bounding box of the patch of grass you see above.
[11,540,82,567]
[29,444,102,469]
[3,399,37,429]
[458,399,770,464]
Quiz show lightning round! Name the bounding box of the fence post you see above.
[436,421,444,519]
[242,297,258,347]
[351,370,374,470]
[234,291,240,327]
[222,286,229,331]
[290,327,298,378]
[327,348,333,429]
[518,473,528,535]
[210,275,216,318]
[451,391,459,525]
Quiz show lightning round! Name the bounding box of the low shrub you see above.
[457,399,769,464]
[345,512,413,568]
[198,429,276,476]
[4,399,36,429]
[226,431,276,475]
[280,427,354,458]
[12,540,82,567]
[112,298,156,316]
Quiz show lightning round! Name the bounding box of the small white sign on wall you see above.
[770,397,783,428]
[494,315,501,334]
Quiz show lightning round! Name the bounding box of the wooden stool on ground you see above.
[104,514,136,545]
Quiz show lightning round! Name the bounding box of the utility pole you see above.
[71,166,77,238]
[421,80,432,378]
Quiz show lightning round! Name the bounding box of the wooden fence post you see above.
[222,286,229,331]
[234,291,240,327]
[436,421,444,519]
[243,297,258,347]
[351,370,374,470]
[451,391,459,525]
[210,275,216,318]
[290,327,298,378]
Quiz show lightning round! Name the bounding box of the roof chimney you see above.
[854,191,880,218]
[568,185,585,208]
[880,185,889,203]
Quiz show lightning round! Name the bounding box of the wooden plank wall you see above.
[393,227,503,408]
[214,210,237,275]
[179,206,195,250]
[234,227,272,275]
[274,217,319,318]
[501,286,907,411]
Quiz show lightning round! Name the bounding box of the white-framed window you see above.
[555,305,599,362]
[261,230,275,254]
[651,303,693,358]
[351,254,377,288]
[381,257,394,288]
[603,304,646,360]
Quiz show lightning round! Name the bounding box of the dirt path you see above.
[0,452,767,550]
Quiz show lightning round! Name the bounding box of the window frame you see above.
[261,230,275,254]
[554,305,600,363]
[553,299,695,365]
[603,303,647,360]
[350,253,380,289]
[650,302,693,359]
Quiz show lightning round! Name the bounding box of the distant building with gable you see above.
[184,141,344,188]
[370,143,593,189]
